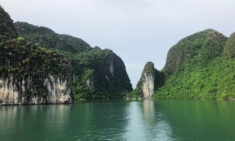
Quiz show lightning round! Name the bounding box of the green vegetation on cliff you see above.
[14,22,132,100]
[155,56,235,99]
[164,29,227,75]
[0,6,71,97]
[154,29,235,99]
[0,6,132,101]
[14,22,91,54]
[71,47,132,99]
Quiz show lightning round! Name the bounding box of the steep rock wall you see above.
[0,74,71,105]
[141,72,155,99]
[0,6,72,104]
[135,62,164,99]
[15,22,133,99]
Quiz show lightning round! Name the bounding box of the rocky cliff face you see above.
[0,6,72,104]
[0,37,72,105]
[43,75,71,103]
[92,49,132,94]
[14,22,133,99]
[141,72,155,99]
[0,38,73,105]
[0,75,71,105]
[135,62,164,99]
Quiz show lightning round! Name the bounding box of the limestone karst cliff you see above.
[134,62,164,99]
[0,5,132,104]
[141,71,155,99]
[0,75,71,104]
[14,22,133,100]
[0,6,72,105]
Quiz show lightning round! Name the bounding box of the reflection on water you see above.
[125,100,174,141]
[0,105,72,140]
[142,100,174,141]
[125,102,145,140]
[0,100,235,141]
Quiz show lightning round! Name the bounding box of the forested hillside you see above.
[155,29,235,99]
[14,22,132,100]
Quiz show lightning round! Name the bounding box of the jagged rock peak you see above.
[135,62,155,99]
[135,62,165,99]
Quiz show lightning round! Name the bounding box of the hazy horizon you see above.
[1,0,235,87]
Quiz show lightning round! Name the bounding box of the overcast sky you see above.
[1,0,235,87]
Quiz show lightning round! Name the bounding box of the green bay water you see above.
[0,100,235,141]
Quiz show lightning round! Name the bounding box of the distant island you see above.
[0,5,234,105]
